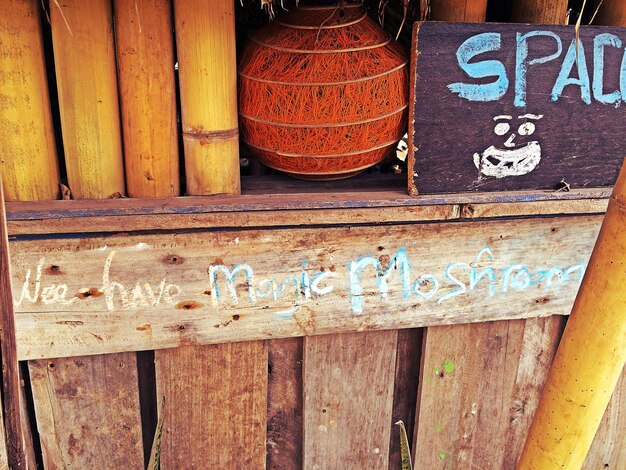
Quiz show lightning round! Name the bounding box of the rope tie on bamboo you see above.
[182,128,239,142]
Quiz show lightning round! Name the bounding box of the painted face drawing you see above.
[473,114,544,178]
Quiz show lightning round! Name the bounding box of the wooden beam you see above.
[5,187,611,222]
[8,214,601,360]
[0,182,26,468]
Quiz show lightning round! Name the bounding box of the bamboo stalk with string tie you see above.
[174,0,240,195]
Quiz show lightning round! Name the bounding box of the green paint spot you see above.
[442,359,455,374]
[433,368,440,376]
[435,423,444,432]
[438,452,446,460]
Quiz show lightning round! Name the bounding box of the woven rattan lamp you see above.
[238,3,409,180]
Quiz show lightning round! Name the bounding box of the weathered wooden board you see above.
[9,215,601,360]
[154,342,267,468]
[303,331,398,468]
[28,354,144,468]
[584,368,626,469]
[0,389,8,468]
[266,338,303,469]
[412,317,565,469]
[388,329,422,469]
[409,22,626,195]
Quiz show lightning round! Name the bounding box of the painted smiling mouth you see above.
[473,141,541,178]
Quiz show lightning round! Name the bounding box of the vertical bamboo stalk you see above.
[511,0,569,24]
[173,0,240,195]
[430,0,489,22]
[50,0,125,199]
[115,0,179,198]
[0,0,60,201]
[593,0,626,26]
[0,181,26,469]
[518,160,626,468]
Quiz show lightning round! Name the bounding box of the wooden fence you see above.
[0,0,624,468]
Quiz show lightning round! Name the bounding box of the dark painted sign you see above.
[408,22,626,195]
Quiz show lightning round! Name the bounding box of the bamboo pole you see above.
[173,0,240,195]
[511,0,569,24]
[429,0,489,22]
[0,181,26,469]
[518,160,626,469]
[593,0,626,26]
[114,0,179,198]
[0,0,60,201]
[50,0,125,199]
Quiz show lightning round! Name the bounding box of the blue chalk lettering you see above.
[515,31,563,107]
[448,32,509,102]
[469,247,496,297]
[437,262,468,303]
[412,274,439,299]
[348,255,380,314]
[593,34,622,106]
[310,271,334,296]
[552,39,592,104]
[621,44,626,104]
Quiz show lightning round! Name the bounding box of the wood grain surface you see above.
[154,342,267,468]
[0,183,26,467]
[28,354,143,469]
[303,331,398,469]
[412,317,565,469]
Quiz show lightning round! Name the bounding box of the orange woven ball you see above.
[238,4,409,180]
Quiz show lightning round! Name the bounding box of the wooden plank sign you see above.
[409,23,626,195]
[9,215,601,360]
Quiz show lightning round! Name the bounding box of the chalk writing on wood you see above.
[12,246,586,317]
[9,216,601,360]
[409,23,626,194]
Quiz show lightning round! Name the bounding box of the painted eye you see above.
[518,122,536,136]
[494,122,510,136]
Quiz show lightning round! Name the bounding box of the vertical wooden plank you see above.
[303,331,398,469]
[19,368,38,469]
[173,0,240,195]
[28,355,143,469]
[429,0,489,22]
[154,342,268,468]
[0,182,26,468]
[412,317,564,469]
[388,329,422,469]
[0,0,60,201]
[0,390,8,468]
[583,369,626,468]
[267,338,303,469]
[50,0,125,199]
[114,0,180,198]
[511,0,569,24]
